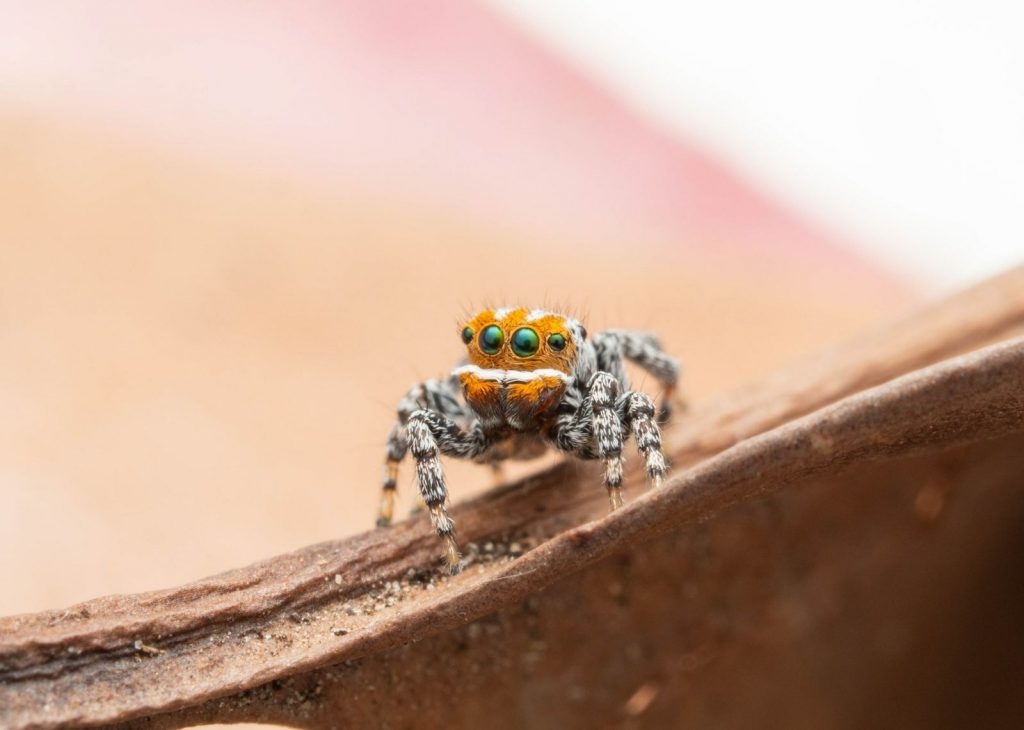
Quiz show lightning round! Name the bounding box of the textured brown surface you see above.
[1,268,1022,729]
[133,430,1024,730]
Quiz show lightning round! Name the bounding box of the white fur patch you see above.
[452,364,570,384]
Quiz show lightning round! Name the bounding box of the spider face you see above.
[459,307,579,374]
[454,308,584,428]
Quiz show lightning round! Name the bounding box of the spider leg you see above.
[548,372,627,511]
[621,391,668,489]
[595,330,682,422]
[377,422,406,527]
[377,377,465,528]
[548,374,668,509]
[589,372,627,510]
[406,408,491,575]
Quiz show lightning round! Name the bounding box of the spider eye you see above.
[461,327,474,344]
[547,333,566,351]
[479,325,504,354]
[510,327,540,357]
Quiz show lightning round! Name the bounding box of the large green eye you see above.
[479,325,504,354]
[461,327,474,344]
[547,333,566,351]
[510,327,540,357]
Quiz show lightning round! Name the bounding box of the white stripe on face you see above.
[452,364,570,384]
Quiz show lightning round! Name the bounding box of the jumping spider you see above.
[377,307,681,574]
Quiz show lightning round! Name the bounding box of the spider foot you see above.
[375,460,399,527]
[376,488,396,527]
[428,503,463,575]
[444,536,464,575]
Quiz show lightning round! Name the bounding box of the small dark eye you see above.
[479,325,504,354]
[547,333,566,351]
[461,327,474,344]
[510,327,540,357]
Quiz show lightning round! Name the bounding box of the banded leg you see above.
[406,409,490,574]
[376,377,465,527]
[595,330,682,421]
[545,372,628,510]
[589,372,626,510]
[377,423,406,527]
[622,391,668,489]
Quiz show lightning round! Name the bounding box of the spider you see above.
[376,307,681,574]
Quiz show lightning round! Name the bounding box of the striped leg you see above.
[589,372,626,510]
[377,423,406,527]
[595,330,682,422]
[545,372,628,511]
[623,391,668,489]
[376,377,466,528]
[406,409,489,575]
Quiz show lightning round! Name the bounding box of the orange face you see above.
[454,308,581,425]
[458,307,578,374]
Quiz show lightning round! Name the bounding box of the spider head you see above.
[459,307,583,375]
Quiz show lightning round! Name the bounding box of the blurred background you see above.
[0,1,1020,618]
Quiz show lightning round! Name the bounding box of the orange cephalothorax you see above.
[459,307,579,374]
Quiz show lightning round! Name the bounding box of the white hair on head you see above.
[451,364,571,383]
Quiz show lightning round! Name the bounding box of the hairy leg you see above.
[589,372,627,509]
[621,391,668,489]
[376,377,465,527]
[406,408,491,574]
[377,422,406,527]
[547,372,627,511]
[594,330,682,421]
[547,375,668,510]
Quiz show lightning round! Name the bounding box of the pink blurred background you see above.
[0,1,917,620]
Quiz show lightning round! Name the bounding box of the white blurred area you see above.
[487,0,1024,292]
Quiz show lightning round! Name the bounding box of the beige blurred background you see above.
[0,2,913,618]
